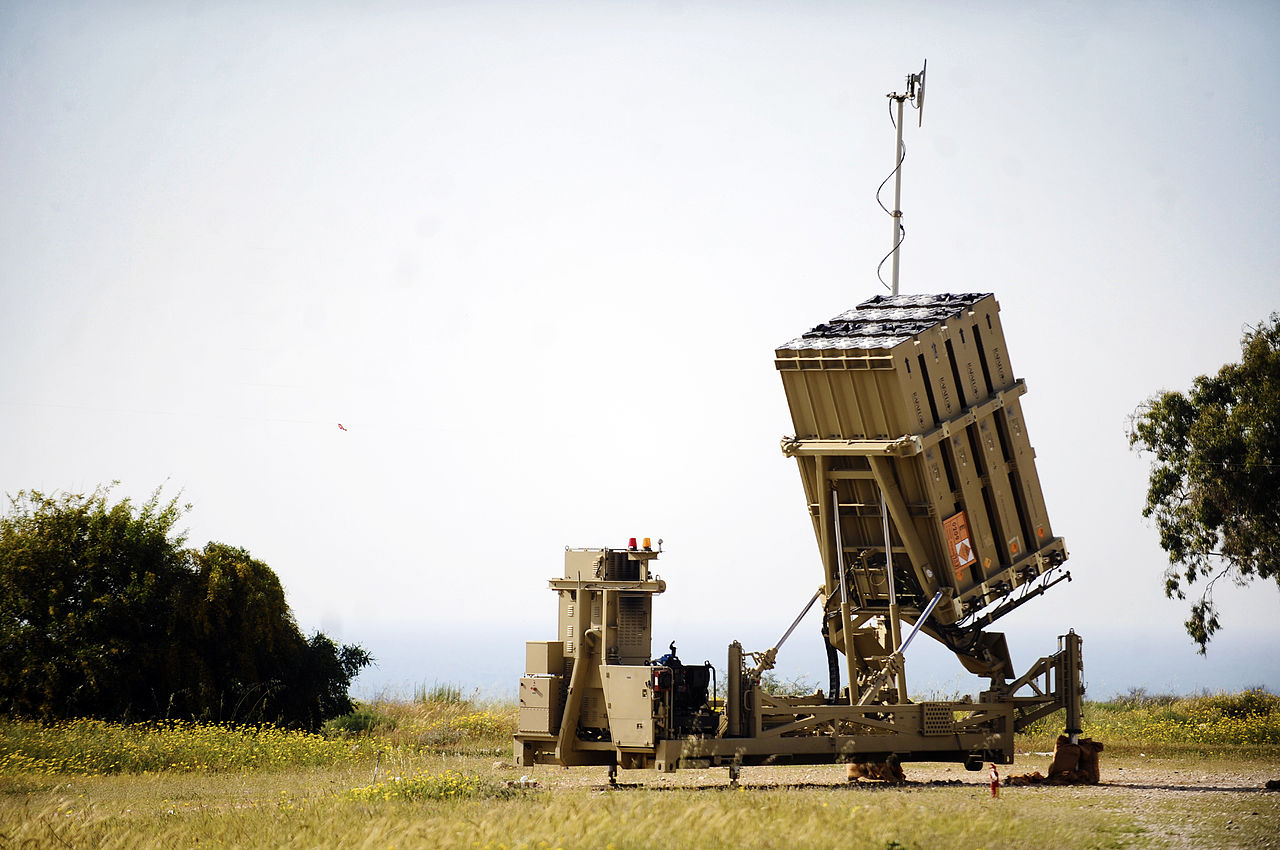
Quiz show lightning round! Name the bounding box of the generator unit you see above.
[516,544,718,770]
[514,293,1084,783]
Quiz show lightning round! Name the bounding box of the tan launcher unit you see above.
[515,293,1084,783]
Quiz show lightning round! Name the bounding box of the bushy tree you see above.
[181,542,303,720]
[0,487,189,720]
[273,633,373,732]
[1128,315,1280,652]
[0,486,369,729]
[178,542,371,729]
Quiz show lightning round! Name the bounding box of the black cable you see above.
[820,616,840,705]
[875,225,905,292]
[875,97,907,292]
[876,99,904,217]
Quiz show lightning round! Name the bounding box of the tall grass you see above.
[0,692,517,782]
[345,768,518,803]
[0,781,1150,850]
[4,690,1279,849]
[0,718,361,775]
[1017,688,1280,757]
[414,681,471,703]
[5,689,1276,779]
[331,694,516,754]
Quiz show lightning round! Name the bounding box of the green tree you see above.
[0,486,370,728]
[1128,315,1280,652]
[273,633,372,732]
[183,542,304,720]
[179,542,370,730]
[0,486,189,720]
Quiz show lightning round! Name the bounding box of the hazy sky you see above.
[3,1,1277,699]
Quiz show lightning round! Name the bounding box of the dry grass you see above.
[358,697,515,753]
[2,692,1278,849]
[0,772,1156,850]
[1017,688,1280,759]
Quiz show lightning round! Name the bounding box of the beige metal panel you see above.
[579,690,609,730]
[940,425,998,584]
[958,423,1002,570]
[941,296,998,408]
[614,593,654,665]
[898,315,1005,593]
[971,413,1027,569]
[967,299,1017,393]
[1000,398,1054,548]
[822,370,857,437]
[910,323,1001,584]
[564,548,601,580]
[774,347,896,374]
[806,371,850,438]
[913,323,966,422]
[856,368,903,438]
[892,342,941,434]
[599,665,656,748]
[518,676,562,735]
[526,642,564,676]
[557,593,576,656]
[918,444,956,521]
[778,361,908,441]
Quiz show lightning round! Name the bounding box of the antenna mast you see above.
[884,61,927,296]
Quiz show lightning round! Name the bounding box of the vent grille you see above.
[601,551,640,581]
[617,596,650,658]
[921,704,955,736]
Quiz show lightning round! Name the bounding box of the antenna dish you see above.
[914,59,927,126]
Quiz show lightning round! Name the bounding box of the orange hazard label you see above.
[944,511,977,579]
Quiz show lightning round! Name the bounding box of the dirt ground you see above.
[517,753,1278,792]
[508,753,1280,849]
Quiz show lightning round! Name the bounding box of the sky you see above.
[2,1,1278,702]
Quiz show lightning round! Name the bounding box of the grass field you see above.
[2,689,1277,850]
